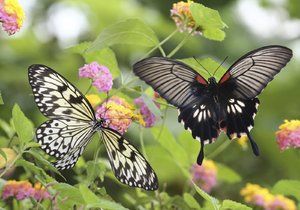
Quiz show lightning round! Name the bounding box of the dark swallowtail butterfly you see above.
[28,64,158,190]
[133,45,293,164]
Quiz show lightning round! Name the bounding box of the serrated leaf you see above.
[25,149,64,178]
[53,183,85,210]
[216,163,241,184]
[183,193,201,209]
[12,104,34,144]
[272,180,300,201]
[68,41,92,54]
[220,200,251,210]
[88,18,159,52]
[180,57,226,81]
[86,160,107,183]
[190,3,227,41]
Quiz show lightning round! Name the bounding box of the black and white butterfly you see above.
[28,64,158,190]
[133,45,293,164]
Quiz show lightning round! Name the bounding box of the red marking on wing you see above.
[219,72,231,84]
[195,75,208,85]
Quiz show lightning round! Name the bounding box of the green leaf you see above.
[220,200,251,210]
[86,160,107,183]
[0,119,15,139]
[192,182,220,209]
[180,57,226,81]
[141,93,162,118]
[25,149,64,178]
[12,104,34,144]
[79,184,128,210]
[183,193,201,209]
[272,180,300,201]
[0,148,7,162]
[216,163,241,184]
[177,131,199,165]
[83,48,120,78]
[88,18,159,52]
[0,93,3,105]
[151,126,189,169]
[53,183,85,210]
[70,42,120,78]
[190,3,227,41]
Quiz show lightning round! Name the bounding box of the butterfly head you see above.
[98,118,109,128]
[208,77,217,85]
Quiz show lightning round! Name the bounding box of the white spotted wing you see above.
[28,64,158,190]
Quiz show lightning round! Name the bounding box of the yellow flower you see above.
[240,183,296,210]
[236,136,248,150]
[170,1,201,35]
[86,94,101,107]
[276,120,300,151]
[3,0,25,27]
[278,120,300,131]
[0,148,17,169]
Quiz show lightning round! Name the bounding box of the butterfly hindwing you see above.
[101,127,158,190]
[36,119,95,160]
[28,64,95,121]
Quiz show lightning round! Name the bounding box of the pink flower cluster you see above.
[0,0,25,35]
[276,120,300,151]
[79,62,113,92]
[134,96,159,128]
[96,96,136,134]
[191,160,218,193]
[2,180,50,201]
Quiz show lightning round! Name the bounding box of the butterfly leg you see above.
[197,141,204,165]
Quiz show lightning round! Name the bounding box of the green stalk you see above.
[167,31,193,58]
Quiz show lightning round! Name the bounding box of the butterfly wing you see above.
[221,98,260,155]
[36,119,95,169]
[101,127,158,190]
[28,64,95,121]
[133,57,208,108]
[219,45,293,100]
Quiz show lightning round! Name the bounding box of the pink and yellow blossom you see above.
[0,0,25,35]
[79,62,113,93]
[96,96,144,134]
[134,96,159,128]
[240,183,296,210]
[276,120,300,151]
[191,159,217,193]
[170,1,201,35]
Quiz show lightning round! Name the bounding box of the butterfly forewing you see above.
[219,45,293,99]
[101,127,158,190]
[28,65,95,121]
[134,57,208,108]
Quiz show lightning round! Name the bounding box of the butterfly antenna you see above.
[213,56,228,77]
[193,56,212,77]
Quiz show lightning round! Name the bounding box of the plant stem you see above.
[84,81,93,95]
[139,126,148,159]
[207,139,230,159]
[167,31,192,58]
[142,29,179,59]
[0,151,22,178]
[155,107,168,142]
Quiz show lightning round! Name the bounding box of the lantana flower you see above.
[240,183,296,210]
[276,120,300,151]
[170,1,201,35]
[2,180,50,201]
[191,159,218,192]
[96,96,144,134]
[86,94,101,107]
[0,0,25,35]
[79,62,113,92]
[134,96,160,128]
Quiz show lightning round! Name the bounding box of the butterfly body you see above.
[133,45,292,165]
[29,64,158,190]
